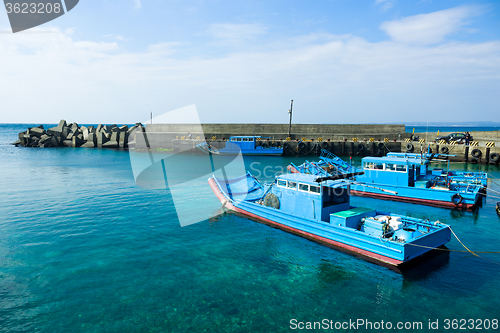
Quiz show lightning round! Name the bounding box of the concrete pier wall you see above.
[146,123,408,141]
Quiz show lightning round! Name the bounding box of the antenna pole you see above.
[288,100,293,138]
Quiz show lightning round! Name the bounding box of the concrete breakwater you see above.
[13,120,142,148]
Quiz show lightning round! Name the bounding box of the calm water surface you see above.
[1,124,500,332]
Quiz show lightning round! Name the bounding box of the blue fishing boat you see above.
[196,136,283,155]
[289,150,486,210]
[353,155,483,209]
[208,172,451,266]
[386,152,488,188]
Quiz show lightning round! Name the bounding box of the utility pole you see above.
[288,100,293,139]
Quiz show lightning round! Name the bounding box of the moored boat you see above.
[289,150,486,209]
[197,136,283,156]
[208,172,451,266]
[354,155,483,209]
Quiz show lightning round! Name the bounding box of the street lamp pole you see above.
[288,99,293,139]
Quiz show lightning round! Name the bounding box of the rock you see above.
[102,141,118,148]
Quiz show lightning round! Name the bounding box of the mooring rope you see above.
[405,226,500,265]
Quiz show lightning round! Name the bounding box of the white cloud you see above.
[133,0,141,9]
[0,25,499,124]
[380,6,482,45]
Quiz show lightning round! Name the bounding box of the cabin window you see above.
[298,183,309,192]
[232,138,242,142]
[364,162,374,169]
[396,165,407,172]
[277,180,287,187]
[386,163,396,171]
[287,181,297,189]
[374,163,384,170]
[309,185,320,194]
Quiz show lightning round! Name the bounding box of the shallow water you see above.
[1,124,500,332]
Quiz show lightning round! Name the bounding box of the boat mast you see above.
[288,100,293,139]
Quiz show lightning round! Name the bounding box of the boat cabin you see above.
[228,136,258,150]
[357,156,418,187]
[273,173,376,227]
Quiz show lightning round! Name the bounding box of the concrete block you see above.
[47,119,67,136]
[97,131,109,147]
[119,131,128,148]
[12,139,21,146]
[96,124,103,133]
[39,135,52,146]
[51,136,62,146]
[82,127,89,140]
[30,137,40,147]
[61,126,70,140]
[30,127,46,138]
[18,132,26,146]
[119,125,128,132]
[110,125,119,132]
[102,141,118,148]
[62,140,73,147]
[72,136,84,147]
[110,132,119,142]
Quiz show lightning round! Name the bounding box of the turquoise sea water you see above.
[2,124,500,333]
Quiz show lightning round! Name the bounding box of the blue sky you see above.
[0,0,499,124]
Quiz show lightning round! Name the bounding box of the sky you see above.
[0,0,499,124]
